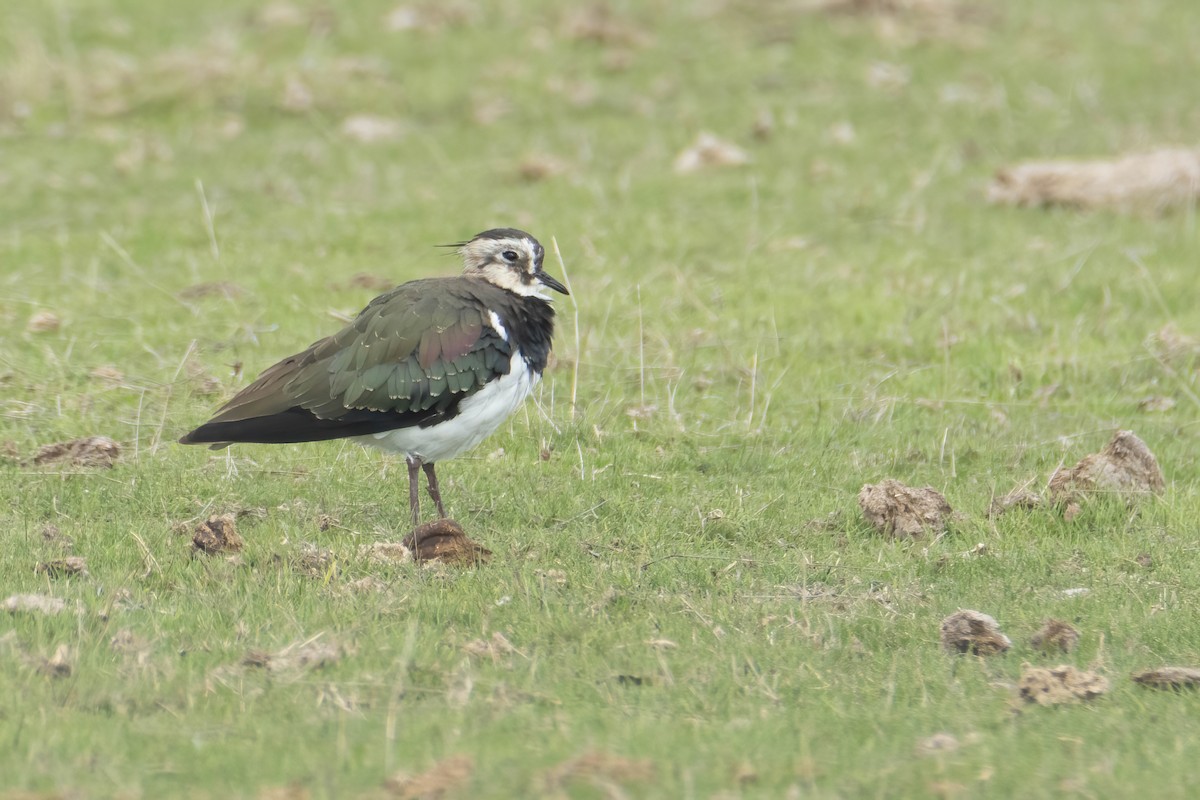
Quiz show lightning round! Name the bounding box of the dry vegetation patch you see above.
[32,436,121,468]
[360,541,413,565]
[988,148,1200,214]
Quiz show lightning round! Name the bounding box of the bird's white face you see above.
[460,230,568,298]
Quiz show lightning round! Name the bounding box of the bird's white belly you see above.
[356,352,537,463]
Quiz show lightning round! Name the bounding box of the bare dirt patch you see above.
[191,514,244,554]
[1030,619,1080,654]
[940,610,1010,655]
[988,148,1200,214]
[403,519,491,566]
[1018,664,1108,706]
[1132,667,1200,690]
[1049,430,1164,515]
[383,754,474,799]
[32,436,122,468]
[859,479,952,539]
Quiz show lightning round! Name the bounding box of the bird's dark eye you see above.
[501,250,519,263]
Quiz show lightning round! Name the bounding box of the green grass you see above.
[3,0,1200,796]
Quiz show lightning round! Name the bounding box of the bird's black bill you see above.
[538,271,569,295]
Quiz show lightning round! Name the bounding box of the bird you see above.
[179,228,568,527]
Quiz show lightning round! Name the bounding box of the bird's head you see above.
[457,228,569,298]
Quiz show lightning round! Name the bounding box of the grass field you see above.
[3,0,1200,797]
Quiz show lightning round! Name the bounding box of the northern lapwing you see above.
[180,228,568,527]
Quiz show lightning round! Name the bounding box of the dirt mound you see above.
[1018,664,1108,705]
[859,479,952,539]
[1049,430,1164,514]
[403,519,491,566]
[192,514,244,554]
[940,610,1010,655]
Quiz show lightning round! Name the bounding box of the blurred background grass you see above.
[2,1,1200,797]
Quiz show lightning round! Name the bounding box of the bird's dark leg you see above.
[406,456,422,527]
[422,462,447,519]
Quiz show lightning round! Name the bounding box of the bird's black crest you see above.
[472,228,536,243]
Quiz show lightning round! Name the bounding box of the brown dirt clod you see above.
[987,148,1200,214]
[940,610,1011,656]
[383,754,474,799]
[988,486,1043,517]
[1018,664,1108,706]
[403,519,491,566]
[1048,430,1164,510]
[1131,667,1200,690]
[1030,619,1080,654]
[36,557,89,578]
[32,436,122,468]
[191,514,244,554]
[859,479,952,539]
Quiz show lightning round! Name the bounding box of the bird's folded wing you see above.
[180,281,512,444]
